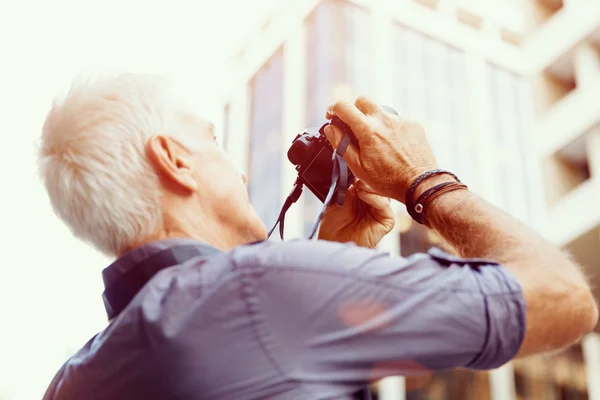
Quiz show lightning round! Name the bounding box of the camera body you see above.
[287,105,397,203]
[287,117,355,203]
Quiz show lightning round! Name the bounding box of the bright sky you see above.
[0,1,280,398]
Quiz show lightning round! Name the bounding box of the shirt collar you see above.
[102,238,221,320]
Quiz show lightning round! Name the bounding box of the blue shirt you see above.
[43,238,526,400]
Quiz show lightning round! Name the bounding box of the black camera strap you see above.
[267,176,304,240]
[333,131,352,206]
[269,131,353,241]
[306,131,352,239]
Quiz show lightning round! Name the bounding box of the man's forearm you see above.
[428,188,566,265]
[422,184,598,356]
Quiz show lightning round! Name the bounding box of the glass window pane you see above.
[513,343,589,400]
[487,63,533,226]
[247,46,285,229]
[392,25,469,186]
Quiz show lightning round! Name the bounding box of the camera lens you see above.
[288,139,311,166]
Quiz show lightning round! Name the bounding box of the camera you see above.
[269,104,398,240]
[287,105,398,203]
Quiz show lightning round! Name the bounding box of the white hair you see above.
[38,74,200,257]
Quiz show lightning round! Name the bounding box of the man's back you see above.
[44,238,526,400]
[45,239,310,399]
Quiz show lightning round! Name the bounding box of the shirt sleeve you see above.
[231,239,526,383]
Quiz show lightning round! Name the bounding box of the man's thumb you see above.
[324,124,342,148]
[325,124,360,170]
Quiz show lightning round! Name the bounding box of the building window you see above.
[513,343,589,399]
[418,370,491,400]
[392,24,474,192]
[399,224,431,257]
[487,63,533,225]
[247,46,285,229]
[303,0,373,236]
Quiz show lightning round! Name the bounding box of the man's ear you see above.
[147,136,198,193]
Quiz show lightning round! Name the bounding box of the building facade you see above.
[220,0,600,398]
[521,1,600,399]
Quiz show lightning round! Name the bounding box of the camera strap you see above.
[307,131,353,239]
[268,131,354,241]
[333,132,352,206]
[267,176,304,240]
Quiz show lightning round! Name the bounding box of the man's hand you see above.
[318,179,395,248]
[324,95,598,357]
[324,96,438,203]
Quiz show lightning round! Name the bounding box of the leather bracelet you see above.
[405,169,460,223]
[413,182,458,222]
[417,182,468,227]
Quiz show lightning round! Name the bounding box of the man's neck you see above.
[120,195,266,256]
[147,225,245,252]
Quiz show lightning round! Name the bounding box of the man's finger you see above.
[355,179,384,196]
[356,189,391,212]
[354,96,382,116]
[324,124,361,170]
[325,101,370,140]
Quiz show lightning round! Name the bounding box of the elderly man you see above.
[39,74,597,400]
